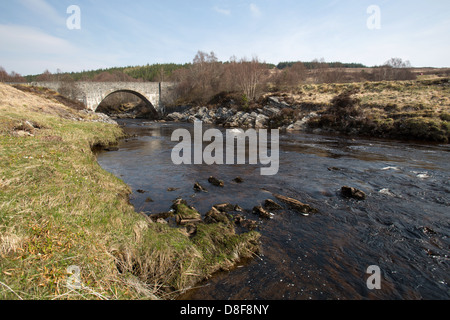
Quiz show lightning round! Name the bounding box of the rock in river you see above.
[208,176,224,187]
[341,186,367,200]
[193,182,208,192]
[253,206,273,219]
[272,193,318,215]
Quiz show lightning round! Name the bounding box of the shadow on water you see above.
[96,119,450,300]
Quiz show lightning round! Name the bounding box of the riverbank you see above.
[164,78,450,143]
[0,83,260,300]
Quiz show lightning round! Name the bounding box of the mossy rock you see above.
[172,199,201,220]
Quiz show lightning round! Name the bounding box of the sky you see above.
[0,0,449,75]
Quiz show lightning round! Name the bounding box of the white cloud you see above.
[0,25,74,54]
[0,24,89,74]
[250,3,262,18]
[18,0,65,26]
[213,6,231,16]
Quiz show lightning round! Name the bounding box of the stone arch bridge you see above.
[31,81,175,116]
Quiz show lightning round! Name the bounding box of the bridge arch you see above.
[29,81,175,115]
[96,89,159,118]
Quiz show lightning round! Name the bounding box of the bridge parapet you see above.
[30,81,175,115]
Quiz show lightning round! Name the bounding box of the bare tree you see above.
[310,58,328,83]
[173,52,269,104]
[0,67,8,82]
[233,56,268,101]
[385,58,411,69]
[368,58,416,81]
[272,62,307,88]
[0,67,26,83]
[36,70,54,82]
[173,50,223,104]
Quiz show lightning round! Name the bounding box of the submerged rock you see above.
[233,176,244,183]
[104,146,119,152]
[235,215,259,231]
[341,186,367,200]
[208,176,224,187]
[264,199,283,210]
[148,211,174,223]
[252,206,272,219]
[272,193,318,214]
[204,207,232,225]
[193,182,208,192]
[213,203,242,213]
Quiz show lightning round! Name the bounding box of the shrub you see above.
[440,112,450,121]
[394,118,448,142]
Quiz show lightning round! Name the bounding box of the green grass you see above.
[0,84,260,300]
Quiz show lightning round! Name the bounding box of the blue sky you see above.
[0,0,449,75]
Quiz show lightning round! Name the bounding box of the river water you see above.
[96,119,449,300]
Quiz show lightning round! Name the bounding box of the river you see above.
[96,119,449,300]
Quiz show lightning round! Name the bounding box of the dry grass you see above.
[267,78,450,142]
[275,79,450,112]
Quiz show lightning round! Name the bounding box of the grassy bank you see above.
[0,83,259,300]
[267,78,450,143]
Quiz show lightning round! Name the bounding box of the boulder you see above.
[166,112,185,122]
[286,120,307,131]
[255,114,269,129]
[286,113,318,131]
[201,114,214,124]
[262,106,281,117]
[187,115,201,123]
[268,96,291,108]
[197,106,208,117]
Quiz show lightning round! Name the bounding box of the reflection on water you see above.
[97,119,450,300]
